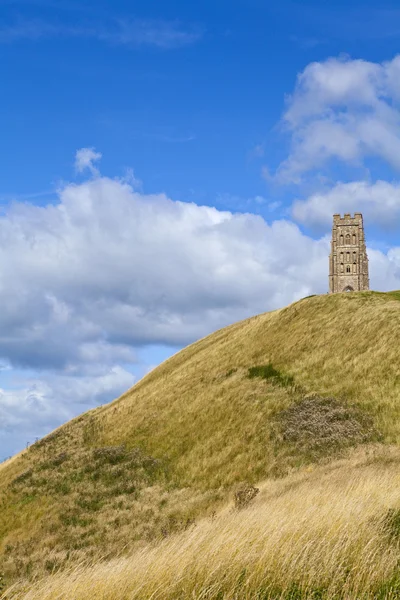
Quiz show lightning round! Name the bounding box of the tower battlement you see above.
[332,213,363,224]
[329,213,369,293]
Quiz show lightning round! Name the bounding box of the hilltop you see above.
[2,291,400,598]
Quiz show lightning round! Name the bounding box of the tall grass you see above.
[2,292,400,591]
[7,449,400,599]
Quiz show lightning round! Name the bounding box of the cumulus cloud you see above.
[273,55,400,183]
[368,247,400,291]
[75,147,102,175]
[292,180,400,229]
[1,152,399,371]
[0,172,329,374]
[0,367,134,430]
[0,366,135,458]
[1,148,400,457]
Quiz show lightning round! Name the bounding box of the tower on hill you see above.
[329,213,369,293]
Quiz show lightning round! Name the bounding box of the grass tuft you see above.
[233,485,259,510]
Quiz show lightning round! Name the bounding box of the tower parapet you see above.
[329,213,369,293]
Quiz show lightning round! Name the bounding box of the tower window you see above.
[346,233,351,244]
[340,235,344,245]
[353,234,356,244]
[346,265,351,273]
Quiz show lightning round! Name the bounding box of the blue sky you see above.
[3,0,400,206]
[2,0,400,458]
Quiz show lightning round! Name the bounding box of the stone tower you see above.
[329,213,369,293]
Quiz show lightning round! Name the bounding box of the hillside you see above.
[2,290,400,598]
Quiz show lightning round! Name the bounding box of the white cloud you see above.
[75,147,102,175]
[1,155,399,372]
[1,150,400,457]
[273,55,400,183]
[0,366,134,428]
[292,180,400,229]
[369,247,400,290]
[0,158,330,377]
[0,366,135,457]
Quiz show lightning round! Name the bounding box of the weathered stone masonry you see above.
[329,213,369,293]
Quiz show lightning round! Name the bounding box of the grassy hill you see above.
[2,291,400,598]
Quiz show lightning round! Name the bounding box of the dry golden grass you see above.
[2,291,400,595]
[7,446,400,599]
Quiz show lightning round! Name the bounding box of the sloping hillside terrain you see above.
[2,291,400,598]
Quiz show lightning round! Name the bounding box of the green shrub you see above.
[248,364,294,387]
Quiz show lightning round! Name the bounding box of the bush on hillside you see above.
[248,364,294,387]
[276,395,378,461]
